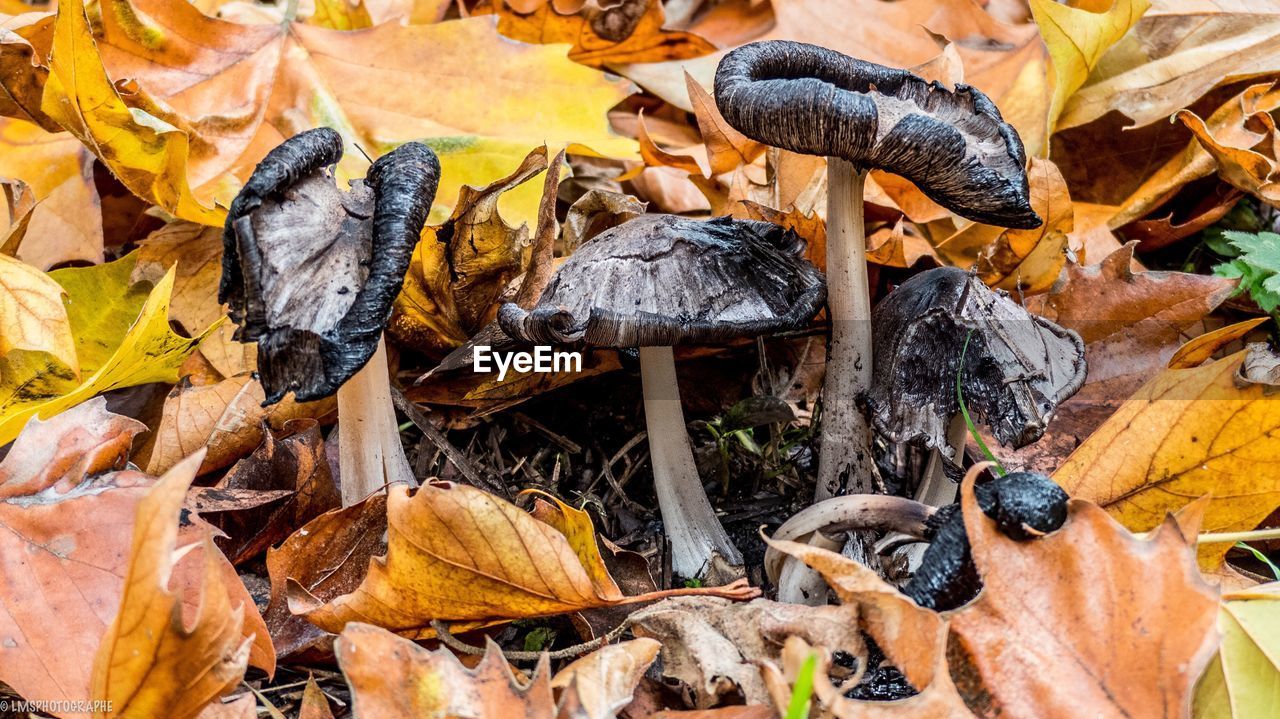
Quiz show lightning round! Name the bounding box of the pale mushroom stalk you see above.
[336,338,416,506]
[498,215,826,582]
[220,128,440,508]
[640,346,743,578]
[817,159,877,502]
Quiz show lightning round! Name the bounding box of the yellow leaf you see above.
[1031,0,1149,137]
[0,255,218,445]
[0,253,76,379]
[1194,584,1280,719]
[1054,349,1280,567]
[307,0,374,30]
[39,0,223,225]
[290,482,758,637]
[91,451,251,719]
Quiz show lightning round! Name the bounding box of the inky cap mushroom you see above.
[497,214,825,347]
[496,214,826,580]
[867,266,1087,452]
[219,127,440,404]
[714,40,1039,228]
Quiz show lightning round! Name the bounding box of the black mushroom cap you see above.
[496,214,826,347]
[905,471,1069,611]
[219,128,441,404]
[714,40,1041,230]
[867,267,1086,451]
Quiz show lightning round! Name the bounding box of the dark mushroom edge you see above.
[904,471,1068,611]
[714,40,1041,229]
[497,214,827,348]
[220,129,440,404]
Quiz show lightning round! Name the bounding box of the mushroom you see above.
[220,127,440,506]
[713,40,1040,501]
[868,266,1085,565]
[497,214,825,580]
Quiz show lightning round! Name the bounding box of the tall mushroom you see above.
[714,40,1041,501]
[497,214,825,580]
[220,128,440,506]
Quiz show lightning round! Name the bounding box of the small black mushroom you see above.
[497,214,825,580]
[714,40,1040,503]
[903,471,1069,611]
[220,128,440,506]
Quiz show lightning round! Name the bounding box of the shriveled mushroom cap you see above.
[714,41,1039,229]
[866,267,1086,451]
[497,214,825,347]
[219,128,440,403]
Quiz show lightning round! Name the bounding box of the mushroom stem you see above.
[336,337,416,506]
[898,415,967,570]
[639,345,744,579]
[816,159,877,500]
[776,531,843,605]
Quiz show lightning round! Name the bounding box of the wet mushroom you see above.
[497,214,825,580]
[714,40,1041,501]
[220,128,440,506]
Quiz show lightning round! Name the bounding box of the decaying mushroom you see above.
[497,214,825,580]
[714,41,1040,501]
[220,127,440,506]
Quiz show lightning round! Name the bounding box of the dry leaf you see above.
[550,638,661,719]
[1055,346,1280,568]
[1169,317,1270,370]
[491,0,716,67]
[290,482,758,638]
[91,452,253,719]
[1193,583,1280,719]
[299,676,336,719]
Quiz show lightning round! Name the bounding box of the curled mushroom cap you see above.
[497,214,825,347]
[714,40,1039,229]
[219,128,440,403]
[867,267,1086,451]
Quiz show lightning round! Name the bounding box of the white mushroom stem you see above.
[640,345,744,580]
[816,158,877,501]
[897,415,968,570]
[336,337,416,506]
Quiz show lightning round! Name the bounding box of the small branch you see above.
[391,387,510,499]
[1199,528,1280,544]
[430,619,632,662]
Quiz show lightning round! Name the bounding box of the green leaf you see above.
[1213,232,1280,313]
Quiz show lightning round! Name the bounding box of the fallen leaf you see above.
[1060,0,1280,131]
[290,482,759,638]
[208,419,341,565]
[390,146,548,356]
[490,0,716,67]
[307,0,374,29]
[550,637,661,719]
[0,251,76,379]
[264,494,389,659]
[0,254,217,445]
[1030,0,1150,137]
[947,467,1220,718]
[138,373,335,478]
[91,452,252,719]
[0,118,86,198]
[1178,95,1280,205]
[1193,583,1280,719]
[629,596,866,708]
[685,71,763,177]
[1168,317,1270,370]
[195,694,257,719]
[299,676,336,719]
[1054,346,1280,568]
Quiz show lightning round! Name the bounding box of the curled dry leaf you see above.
[264,493,389,659]
[338,623,655,719]
[91,453,254,719]
[948,467,1220,718]
[290,482,759,638]
[491,0,717,67]
[1177,93,1280,205]
[1054,345,1280,568]
[628,596,866,708]
[1168,317,1270,370]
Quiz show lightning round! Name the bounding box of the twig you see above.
[391,387,510,498]
[513,411,583,454]
[430,619,633,662]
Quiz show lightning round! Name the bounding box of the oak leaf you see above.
[290,482,758,638]
[1055,345,1280,568]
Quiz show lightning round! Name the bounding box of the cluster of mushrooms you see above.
[221,41,1087,612]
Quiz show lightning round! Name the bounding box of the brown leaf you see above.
[629,596,866,708]
[90,452,252,719]
[948,469,1220,717]
[195,694,256,719]
[1168,317,1270,370]
[1178,92,1280,205]
[291,482,758,638]
[550,638,661,719]
[686,71,764,176]
[139,374,335,478]
[264,494,389,659]
[298,676,336,719]
[492,0,716,67]
[209,419,341,565]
